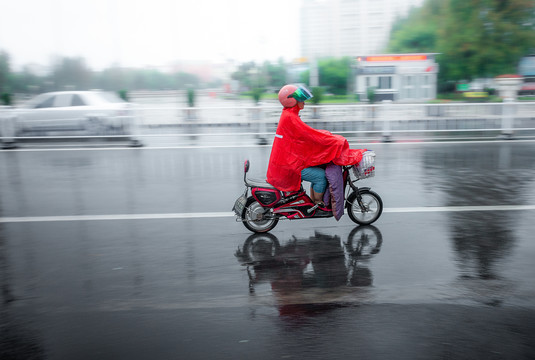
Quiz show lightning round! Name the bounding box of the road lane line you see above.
[383,205,535,213]
[1,205,535,223]
[0,212,232,223]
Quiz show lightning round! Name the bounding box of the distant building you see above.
[300,0,424,59]
[354,53,439,102]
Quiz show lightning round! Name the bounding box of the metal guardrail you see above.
[135,100,535,141]
[2,100,535,147]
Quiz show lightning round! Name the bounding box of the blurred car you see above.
[7,91,140,146]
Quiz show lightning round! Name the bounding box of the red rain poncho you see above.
[266,105,366,191]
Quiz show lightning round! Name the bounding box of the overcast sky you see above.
[0,0,303,70]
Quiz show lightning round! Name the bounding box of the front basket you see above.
[352,151,376,179]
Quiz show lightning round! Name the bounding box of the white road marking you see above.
[1,205,534,223]
[0,212,232,223]
[383,205,535,213]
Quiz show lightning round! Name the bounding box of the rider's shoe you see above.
[283,187,305,198]
[314,208,332,217]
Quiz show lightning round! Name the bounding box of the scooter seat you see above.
[246,177,277,190]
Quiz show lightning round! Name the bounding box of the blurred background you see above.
[2,2,535,358]
[1,0,534,106]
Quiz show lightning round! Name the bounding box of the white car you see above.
[6,91,140,146]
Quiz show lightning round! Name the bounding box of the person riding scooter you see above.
[266,84,366,205]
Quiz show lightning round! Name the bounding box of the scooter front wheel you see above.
[242,197,279,233]
[346,190,383,226]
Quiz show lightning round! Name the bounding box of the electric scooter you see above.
[232,151,382,233]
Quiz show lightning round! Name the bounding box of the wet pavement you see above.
[1,140,535,359]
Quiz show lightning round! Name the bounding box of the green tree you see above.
[51,56,92,90]
[319,57,352,95]
[94,66,127,91]
[0,51,11,93]
[388,0,535,85]
[299,57,352,95]
[438,0,535,81]
[11,66,44,93]
[231,61,257,89]
[262,58,287,88]
[231,60,289,91]
[388,1,441,53]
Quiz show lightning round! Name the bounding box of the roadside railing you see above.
[136,100,535,142]
[2,100,535,147]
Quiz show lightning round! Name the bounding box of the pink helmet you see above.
[278,84,298,108]
[278,84,313,108]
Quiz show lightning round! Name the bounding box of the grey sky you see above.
[0,0,303,70]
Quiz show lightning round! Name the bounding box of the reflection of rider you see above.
[237,227,383,291]
[266,84,367,204]
[236,228,382,317]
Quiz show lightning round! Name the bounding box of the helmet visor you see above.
[291,85,313,102]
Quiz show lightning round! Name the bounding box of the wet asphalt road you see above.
[1,139,535,359]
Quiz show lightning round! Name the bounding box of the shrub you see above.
[118,90,129,102]
[366,87,376,103]
[1,93,12,106]
[310,87,324,105]
[251,87,265,104]
[187,88,195,107]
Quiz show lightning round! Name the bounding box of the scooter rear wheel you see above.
[346,190,383,225]
[242,197,279,233]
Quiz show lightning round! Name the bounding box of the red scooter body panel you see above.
[252,188,281,207]
[273,194,317,219]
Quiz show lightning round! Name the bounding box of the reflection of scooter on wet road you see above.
[235,226,383,297]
